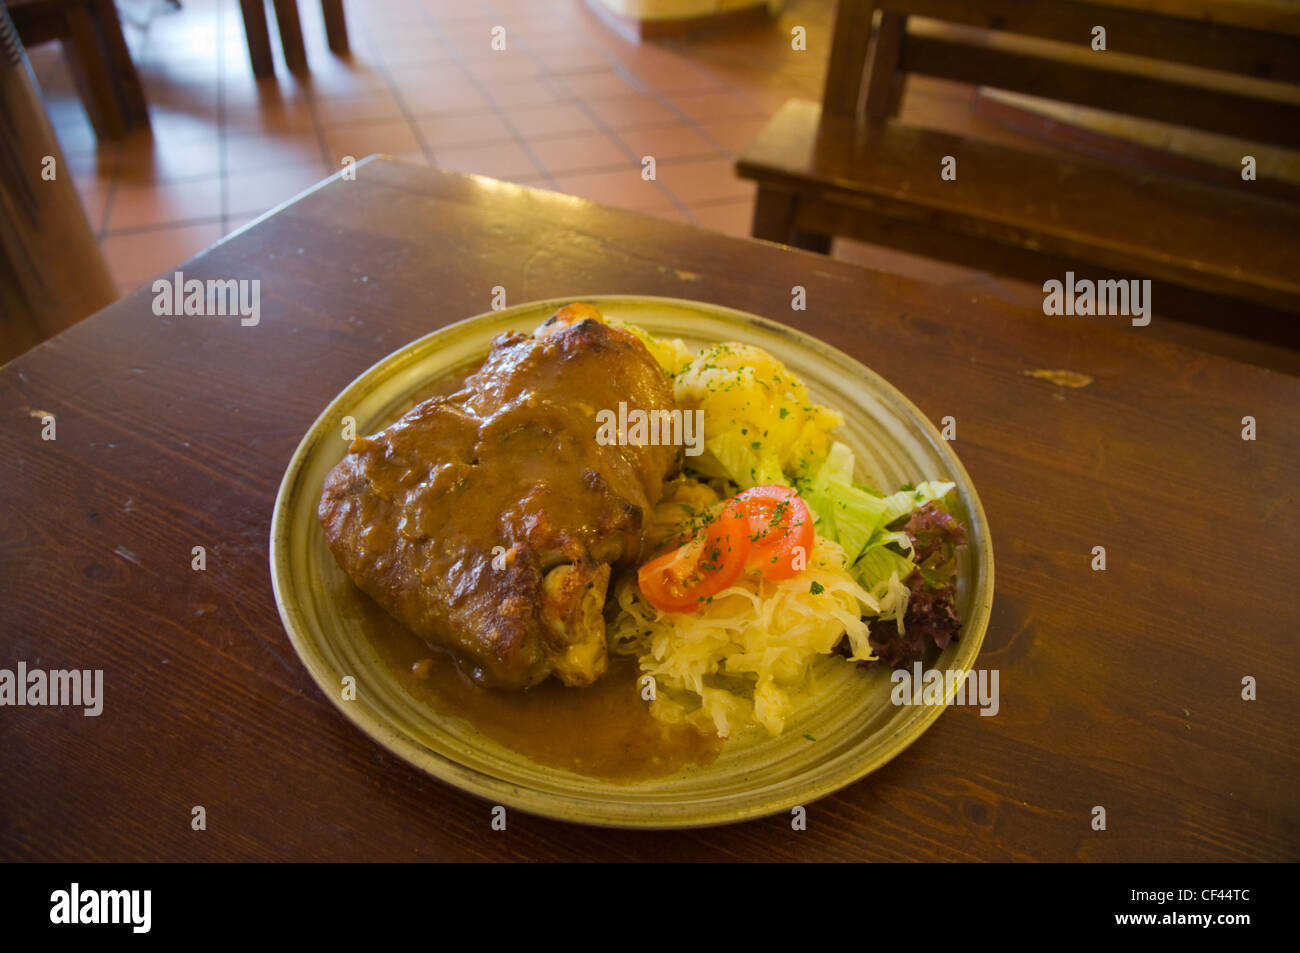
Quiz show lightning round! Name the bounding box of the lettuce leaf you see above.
[852,543,915,593]
[876,480,957,527]
[796,441,889,564]
[866,501,968,668]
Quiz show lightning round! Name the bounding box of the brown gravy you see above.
[338,348,721,781]
[353,591,722,781]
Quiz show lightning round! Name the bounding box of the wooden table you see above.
[1,159,1296,861]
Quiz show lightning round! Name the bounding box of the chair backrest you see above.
[825,0,1300,148]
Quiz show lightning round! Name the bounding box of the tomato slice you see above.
[637,500,749,613]
[734,485,814,580]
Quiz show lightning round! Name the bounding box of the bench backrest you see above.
[826,0,1300,148]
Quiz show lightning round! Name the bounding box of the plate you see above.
[269,295,994,828]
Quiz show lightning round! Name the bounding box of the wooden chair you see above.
[736,0,1300,333]
[238,0,348,77]
[6,0,149,139]
[1,2,117,355]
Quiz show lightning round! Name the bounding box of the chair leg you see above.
[238,0,274,77]
[61,4,126,138]
[322,0,348,55]
[271,0,308,73]
[90,0,149,130]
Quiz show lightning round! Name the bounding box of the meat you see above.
[318,304,681,690]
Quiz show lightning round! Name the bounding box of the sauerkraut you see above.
[610,529,904,738]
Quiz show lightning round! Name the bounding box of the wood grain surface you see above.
[1,159,1296,861]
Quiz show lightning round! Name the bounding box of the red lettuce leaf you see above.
[863,501,967,669]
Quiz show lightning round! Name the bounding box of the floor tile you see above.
[392,75,491,117]
[552,69,643,100]
[321,120,427,166]
[115,134,223,184]
[548,167,674,211]
[501,102,599,138]
[479,76,567,109]
[689,199,754,238]
[225,163,334,218]
[616,122,720,162]
[74,177,112,234]
[584,93,679,130]
[434,140,544,180]
[106,176,224,231]
[643,206,698,226]
[312,90,406,127]
[416,111,517,149]
[666,89,768,123]
[461,52,547,84]
[657,156,755,206]
[224,130,325,174]
[525,130,631,174]
[696,116,769,153]
[101,221,227,297]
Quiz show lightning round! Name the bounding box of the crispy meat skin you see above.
[318,315,680,690]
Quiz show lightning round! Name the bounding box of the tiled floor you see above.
[27,0,1028,304]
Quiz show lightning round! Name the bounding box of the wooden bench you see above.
[736,0,1300,332]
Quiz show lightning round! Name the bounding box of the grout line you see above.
[494,6,686,211]
[346,7,438,167]
[415,3,559,189]
[102,214,228,238]
[490,7,765,213]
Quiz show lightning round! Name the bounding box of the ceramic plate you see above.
[269,295,994,828]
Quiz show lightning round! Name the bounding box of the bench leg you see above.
[322,0,349,55]
[238,0,274,77]
[751,188,831,253]
[751,187,796,243]
[863,11,906,120]
[272,0,308,73]
[790,229,833,254]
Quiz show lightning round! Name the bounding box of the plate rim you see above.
[269,294,995,829]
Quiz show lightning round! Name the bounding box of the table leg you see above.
[238,0,274,77]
